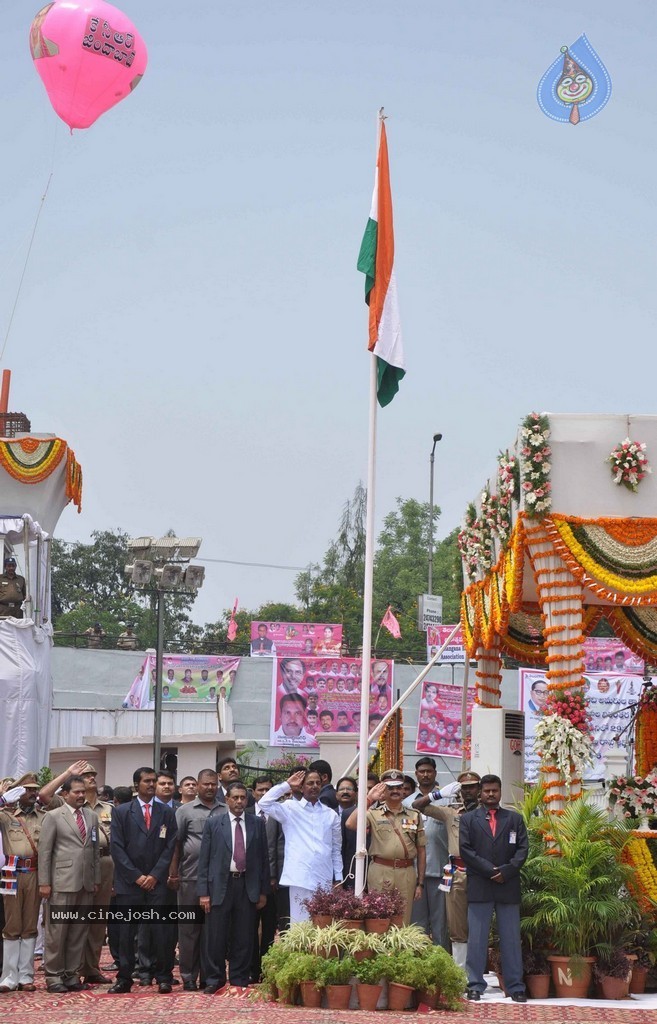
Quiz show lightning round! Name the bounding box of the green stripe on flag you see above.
[377,357,405,408]
[357,218,377,301]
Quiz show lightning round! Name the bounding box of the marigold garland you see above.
[622,838,657,912]
[0,437,66,482]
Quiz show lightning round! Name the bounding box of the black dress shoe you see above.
[139,978,152,987]
[65,982,91,991]
[171,978,180,985]
[83,974,112,985]
[203,985,219,995]
[158,983,172,994]
[511,993,527,1002]
[47,984,70,993]
[467,990,481,1001]
[107,981,132,994]
[183,981,198,991]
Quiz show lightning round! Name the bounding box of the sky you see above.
[1,1,656,627]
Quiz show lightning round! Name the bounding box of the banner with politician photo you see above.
[122,653,241,709]
[415,676,475,759]
[583,637,644,675]
[426,625,466,664]
[251,620,343,658]
[520,668,640,782]
[269,655,393,747]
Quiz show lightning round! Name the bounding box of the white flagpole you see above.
[354,109,385,898]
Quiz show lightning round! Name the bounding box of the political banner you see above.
[583,637,644,675]
[415,676,475,759]
[520,668,640,781]
[251,620,343,658]
[427,625,466,664]
[122,654,241,709]
[269,655,393,748]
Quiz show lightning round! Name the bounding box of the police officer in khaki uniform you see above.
[0,773,47,992]
[413,770,481,969]
[39,761,113,984]
[0,557,26,618]
[346,769,426,925]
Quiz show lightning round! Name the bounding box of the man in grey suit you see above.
[197,782,270,995]
[459,774,528,1003]
[38,776,100,993]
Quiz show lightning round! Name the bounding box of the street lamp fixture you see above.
[428,433,442,595]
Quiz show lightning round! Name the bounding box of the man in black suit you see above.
[459,774,528,1003]
[308,759,338,810]
[108,767,178,994]
[197,781,270,995]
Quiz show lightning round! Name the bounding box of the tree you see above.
[51,528,199,649]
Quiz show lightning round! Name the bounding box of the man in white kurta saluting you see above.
[258,769,342,923]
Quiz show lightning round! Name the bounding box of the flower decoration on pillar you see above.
[635,684,657,776]
[534,691,594,788]
[520,413,552,518]
[607,438,651,493]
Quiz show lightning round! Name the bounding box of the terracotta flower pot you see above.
[630,965,648,994]
[365,917,390,933]
[311,913,333,928]
[390,914,404,928]
[600,975,630,1000]
[340,919,364,930]
[548,955,595,999]
[387,981,414,1010]
[300,981,322,1008]
[325,983,352,1009]
[354,949,374,962]
[417,988,440,1008]
[525,973,551,999]
[357,982,383,1010]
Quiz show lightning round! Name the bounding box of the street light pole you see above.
[153,588,165,772]
[428,433,442,595]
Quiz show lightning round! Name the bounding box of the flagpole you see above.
[354,351,379,896]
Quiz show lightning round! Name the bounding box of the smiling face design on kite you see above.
[557,72,593,105]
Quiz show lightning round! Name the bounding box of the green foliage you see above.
[317,955,356,986]
[37,766,53,786]
[420,946,468,1010]
[353,954,388,985]
[260,942,297,1002]
[380,924,432,955]
[51,528,198,649]
[520,799,637,958]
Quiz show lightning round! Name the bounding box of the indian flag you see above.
[357,117,405,407]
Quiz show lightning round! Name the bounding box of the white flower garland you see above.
[534,713,594,780]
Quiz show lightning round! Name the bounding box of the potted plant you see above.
[353,954,387,1010]
[260,943,298,1003]
[416,945,467,1011]
[380,949,434,1010]
[291,952,325,1008]
[362,888,392,932]
[522,946,551,1000]
[332,887,367,929]
[380,923,432,956]
[318,954,356,1009]
[520,801,635,998]
[301,884,336,927]
[344,926,384,962]
[593,950,633,1000]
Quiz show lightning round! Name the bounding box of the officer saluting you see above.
[0,557,26,619]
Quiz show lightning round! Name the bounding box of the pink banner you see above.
[269,655,393,748]
[583,637,644,675]
[122,654,241,709]
[427,625,466,664]
[251,620,342,658]
[415,677,475,758]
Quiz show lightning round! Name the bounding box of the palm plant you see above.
[520,799,635,959]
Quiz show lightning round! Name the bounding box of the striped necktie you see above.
[75,808,86,841]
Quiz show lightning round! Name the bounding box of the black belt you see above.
[99,849,111,857]
[229,871,246,878]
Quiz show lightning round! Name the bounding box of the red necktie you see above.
[489,809,497,837]
[143,803,151,829]
[233,816,246,871]
[75,808,86,842]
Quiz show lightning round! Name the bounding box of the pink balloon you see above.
[29,1,147,130]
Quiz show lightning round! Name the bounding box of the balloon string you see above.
[0,169,54,365]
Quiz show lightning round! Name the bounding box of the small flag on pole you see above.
[358,112,405,407]
[227,599,239,642]
[381,605,401,639]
